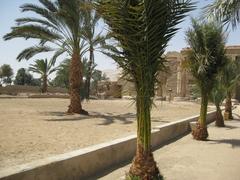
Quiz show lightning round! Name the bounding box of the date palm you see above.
[222,58,240,120]
[204,0,240,29]
[210,77,226,127]
[97,0,193,179]
[29,58,58,93]
[185,19,227,140]
[3,0,89,114]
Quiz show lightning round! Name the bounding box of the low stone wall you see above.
[0,85,68,95]
[28,94,69,99]
[0,110,217,180]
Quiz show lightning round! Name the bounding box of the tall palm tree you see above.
[222,58,240,120]
[82,1,107,99]
[185,19,227,140]
[29,58,58,93]
[97,0,193,179]
[3,0,89,114]
[204,0,240,29]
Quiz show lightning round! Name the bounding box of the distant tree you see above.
[52,59,70,88]
[14,68,40,86]
[92,69,103,90]
[82,1,107,99]
[0,64,14,85]
[29,59,59,93]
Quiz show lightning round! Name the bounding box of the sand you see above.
[0,98,204,170]
[97,107,240,180]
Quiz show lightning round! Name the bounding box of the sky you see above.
[0,0,240,78]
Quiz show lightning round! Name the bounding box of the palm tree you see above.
[222,58,240,120]
[3,0,89,115]
[204,0,240,29]
[185,19,227,140]
[97,0,193,179]
[82,1,107,99]
[210,77,226,127]
[29,59,58,93]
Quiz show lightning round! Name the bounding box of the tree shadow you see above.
[42,111,67,117]
[224,124,239,130]
[42,111,91,121]
[41,111,135,125]
[151,118,169,123]
[92,112,135,125]
[208,139,240,148]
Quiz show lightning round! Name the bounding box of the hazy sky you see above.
[0,0,240,77]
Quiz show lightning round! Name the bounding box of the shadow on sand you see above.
[208,139,240,148]
[224,124,239,130]
[40,111,135,125]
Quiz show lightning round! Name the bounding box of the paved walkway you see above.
[97,111,240,180]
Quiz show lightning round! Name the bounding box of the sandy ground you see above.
[0,98,205,170]
[97,107,240,180]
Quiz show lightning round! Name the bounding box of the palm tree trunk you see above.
[42,74,47,93]
[67,49,88,115]
[192,91,209,140]
[85,45,94,100]
[215,104,225,127]
[224,91,233,119]
[129,92,162,180]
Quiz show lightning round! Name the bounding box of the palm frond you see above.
[185,18,227,90]
[17,46,54,61]
[203,0,240,29]
[3,25,62,41]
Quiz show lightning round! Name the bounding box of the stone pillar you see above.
[176,66,182,96]
[180,70,187,97]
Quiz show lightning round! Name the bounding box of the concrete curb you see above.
[0,110,217,180]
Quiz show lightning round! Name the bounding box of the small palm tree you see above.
[3,0,89,114]
[97,0,193,179]
[29,59,58,93]
[210,77,226,127]
[185,19,227,140]
[204,0,240,29]
[222,58,240,120]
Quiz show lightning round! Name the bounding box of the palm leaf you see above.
[17,46,54,61]
[203,0,240,29]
